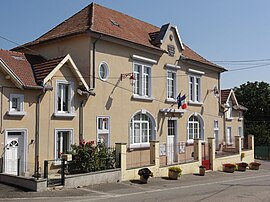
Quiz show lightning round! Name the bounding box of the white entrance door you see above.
[5,131,25,175]
[167,120,177,164]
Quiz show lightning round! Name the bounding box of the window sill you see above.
[186,139,205,145]
[132,95,154,102]
[129,143,150,149]
[238,118,243,121]
[7,111,27,116]
[226,117,233,121]
[188,101,203,106]
[165,98,177,103]
[53,112,76,118]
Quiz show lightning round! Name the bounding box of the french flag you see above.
[177,94,187,109]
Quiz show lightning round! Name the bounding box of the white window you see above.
[238,126,243,137]
[133,63,152,97]
[238,111,243,121]
[167,70,176,100]
[8,94,25,116]
[130,112,155,148]
[226,127,232,145]
[99,62,109,81]
[97,116,110,147]
[226,100,233,119]
[55,129,73,160]
[187,114,204,143]
[55,81,75,117]
[189,75,201,102]
[214,120,219,150]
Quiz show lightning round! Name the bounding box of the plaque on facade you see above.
[179,142,186,153]
[159,144,166,156]
[167,44,175,57]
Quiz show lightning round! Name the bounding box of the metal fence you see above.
[255,146,270,160]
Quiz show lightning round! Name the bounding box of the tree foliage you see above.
[234,81,270,145]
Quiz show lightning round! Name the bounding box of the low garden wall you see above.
[0,173,47,192]
[65,168,121,188]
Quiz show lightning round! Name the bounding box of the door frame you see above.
[4,128,28,175]
[167,118,178,164]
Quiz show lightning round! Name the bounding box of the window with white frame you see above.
[130,112,155,147]
[167,70,176,100]
[187,114,204,142]
[97,116,110,147]
[189,75,201,102]
[56,81,74,114]
[55,129,73,160]
[226,127,232,144]
[99,62,109,81]
[226,100,233,119]
[133,63,151,97]
[238,126,243,137]
[9,94,25,115]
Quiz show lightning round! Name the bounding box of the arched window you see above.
[187,114,204,143]
[130,112,155,148]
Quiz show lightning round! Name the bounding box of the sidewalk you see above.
[0,160,269,200]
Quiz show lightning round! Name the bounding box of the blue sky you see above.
[1,0,269,88]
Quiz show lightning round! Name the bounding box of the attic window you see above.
[110,19,120,27]
[11,56,25,61]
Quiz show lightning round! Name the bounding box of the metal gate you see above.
[44,159,65,187]
[202,143,210,170]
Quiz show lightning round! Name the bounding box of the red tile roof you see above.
[0,49,44,87]
[13,3,224,70]
[32,56,66,85]
[221,89,231,104]
[0,49,65,88]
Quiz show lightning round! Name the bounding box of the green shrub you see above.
[169,166,182,175]
[67,140,116,174]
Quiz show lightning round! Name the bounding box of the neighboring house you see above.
[220,89,247,148]
[0,2,244,176]
[0,50,90,176]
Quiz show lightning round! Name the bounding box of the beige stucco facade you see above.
[0,26,244,176]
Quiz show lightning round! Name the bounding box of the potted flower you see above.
[236,162,248,171]
[240,152,245,161]
[249,162,261,170]
[168,166,182,180]
[223,163,236,173]
[138,168,153,183]
[199,165,206,176]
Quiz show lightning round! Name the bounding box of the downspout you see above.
[79,90,95,143]
[92,35,102,89]
[34,85,53,179]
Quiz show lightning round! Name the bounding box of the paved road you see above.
[1,160,270,202]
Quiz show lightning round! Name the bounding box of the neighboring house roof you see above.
[13,2,224,70]
[0,49,45,88]
[220,89,247,111]
[0,50,89,90]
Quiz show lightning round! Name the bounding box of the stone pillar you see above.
[194,139,202,163]
[208,137,215,170]
[150,141,160,167]
[115,143,127,180]
[235,136,242,154]
[248,135,254,150]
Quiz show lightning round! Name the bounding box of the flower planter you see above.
[138,168,153,184]
[249,162,261,170]
[236,163,248,172]
[223,164,236,173]
[168,170,180,180]
[199,166,206,176]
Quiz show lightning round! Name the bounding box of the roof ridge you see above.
[35,3,93,42]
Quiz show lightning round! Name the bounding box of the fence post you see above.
[61,158,65,186]
[194,139,202,163]
[235,136,242,154]
[17,158,20,176]
[115,143,126,181]
[248,135,254,150]
[44,160,48,179]
[208,137,215,170]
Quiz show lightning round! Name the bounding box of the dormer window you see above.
[226,100,233,120]
[54,80,75,117]
[8,94,26,116]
